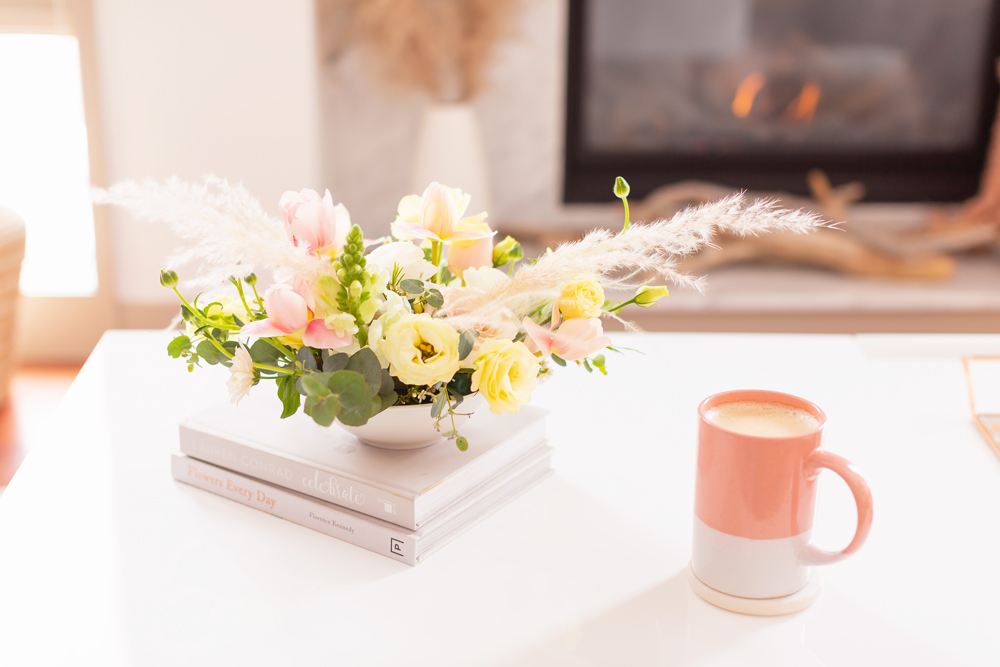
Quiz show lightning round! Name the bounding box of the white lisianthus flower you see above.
[463,266,511,293]
[227,344,256,405]
[383,314,462,386]
[367,241,436,282]
[470,339,539,415]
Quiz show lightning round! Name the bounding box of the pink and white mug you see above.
[692,390,873,599]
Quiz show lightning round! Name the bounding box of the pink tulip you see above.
[241,282,351,349]
[279,188,350,257]
[522,314,611,362]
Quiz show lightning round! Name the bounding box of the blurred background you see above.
[1,0,999,485]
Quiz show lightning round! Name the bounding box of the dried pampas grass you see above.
[441,195,826,331]
[337,0,519,102]
[92,176,337,288]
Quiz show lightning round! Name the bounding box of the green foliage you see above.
[592,354,608,375]
[550,353,567,367]
[456,436,469,452]
[322,351,349,373]
[492,236,523,268]
[197,340,220,365]
[167,335,191,359]
[346,348,382,393]
[296,346,318,372]
[458,330,476,361]
[399,279,424,294]
[448,369,474,396]
[249,339,281,367]
[277,374,301,419]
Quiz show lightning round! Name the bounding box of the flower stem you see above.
[606,296,638,313]
[620,197,630,234]
[231,277,253,318]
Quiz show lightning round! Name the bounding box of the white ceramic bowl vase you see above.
[341,394,486,450]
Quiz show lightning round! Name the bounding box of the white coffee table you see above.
[2,331,998,666]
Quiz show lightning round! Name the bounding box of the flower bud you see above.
[244,273,257,286]
[634,285,669,307]
[492,236,523,267]
[614,176,630,199]
[159,268,179,288]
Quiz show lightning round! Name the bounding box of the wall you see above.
[93,0,321,307]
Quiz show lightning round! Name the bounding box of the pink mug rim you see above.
[698,389,827,440]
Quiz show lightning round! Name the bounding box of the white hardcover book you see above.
[178,392,547,529]
[171,446,553,565]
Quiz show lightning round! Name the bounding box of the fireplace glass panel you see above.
[584,0,994,154]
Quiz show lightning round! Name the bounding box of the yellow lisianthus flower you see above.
[383,314,462,386]
[558,276,605,319]
[470,339,540,415]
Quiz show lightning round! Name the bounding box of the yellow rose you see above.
[558,277,605,319]
[384,314,462,386]
[471,339,540,415]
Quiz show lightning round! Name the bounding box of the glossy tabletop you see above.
[1,331,999,666]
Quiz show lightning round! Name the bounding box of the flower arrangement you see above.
[96,176,823,449]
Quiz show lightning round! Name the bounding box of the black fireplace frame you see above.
[563,0,1000,203]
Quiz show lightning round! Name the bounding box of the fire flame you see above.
[785,82,821,122]
[732,71,765,118]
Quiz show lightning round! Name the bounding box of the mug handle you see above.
[799,450,874,566]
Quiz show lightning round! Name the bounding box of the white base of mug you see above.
[692,516,812,598]
[688,563,822,616]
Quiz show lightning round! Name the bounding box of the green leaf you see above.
[448,370,473,396]
[180,305,194,322]
[551,353,567,367]
[346,348,382,394]
[592,354,608,376]
[305,394,339,427]
[327,370,368,405]
[300,375,331,397]
[430,391,446,419]
[323,351,349,373]
[249,339,281,366]
[425,291,444,308]
[167,335,191,359]
[399,279,424,294]
[296,346,318,372]
[378,369,395,399]
[458,330,476,361]
[456,436,469,452]
[377,391,398,414]
[277,374,301,419]
[196,340,220,365]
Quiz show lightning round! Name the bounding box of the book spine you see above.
[179,425,417,529]
[171,454,417,566]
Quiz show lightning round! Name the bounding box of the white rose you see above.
[367,241,436,283]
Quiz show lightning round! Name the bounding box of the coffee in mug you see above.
[692,390,873,606]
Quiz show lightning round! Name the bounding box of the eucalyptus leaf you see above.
[322,351,349,373]
[378,369,395,399]
[249,339,280,365]
[300,375,330,397]
[456,436,469,452]
[458,330,476,361]
[551,353,567,367]
[327,370,368,407]
[399,279,424,294]
[448,370,473,396]
[167,335,191,359]
[430,391,446,419]
[196,340,219,365]
[305,394,339,427]
[346,348,382,393]
[582,359,593,373]
[296,347,318,372]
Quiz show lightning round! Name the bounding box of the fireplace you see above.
[563,0,1000,203]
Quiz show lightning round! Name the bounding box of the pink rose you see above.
[279,188,350,257]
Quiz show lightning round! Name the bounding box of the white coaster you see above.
[687,563,822,616]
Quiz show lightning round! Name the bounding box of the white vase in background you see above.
[410,103,492,215]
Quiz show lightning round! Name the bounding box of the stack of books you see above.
[171,396,552,565]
